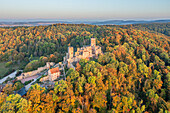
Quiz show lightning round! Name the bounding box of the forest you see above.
[0,23,170,112]
[110,22,170,36]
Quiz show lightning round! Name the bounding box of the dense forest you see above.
[110,22,170,36]
[0,23,170,112]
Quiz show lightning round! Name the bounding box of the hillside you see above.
[0,24,170,112]
[109,22,170,36]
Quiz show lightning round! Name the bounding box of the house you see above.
[40,67,60,82]
[48,67,60,81]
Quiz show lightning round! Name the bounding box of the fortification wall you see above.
[40,76,49,82]
[17,62,54,80]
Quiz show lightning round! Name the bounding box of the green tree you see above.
[0,94,31,113]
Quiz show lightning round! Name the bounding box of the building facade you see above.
[40,67,60,82]
[48,67,60,81]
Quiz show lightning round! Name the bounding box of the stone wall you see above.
[67,62,75,70]
[17,66,47,80]
[40,76,49,82]
[17,62,54,80]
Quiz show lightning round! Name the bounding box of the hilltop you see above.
[0,23,169,112]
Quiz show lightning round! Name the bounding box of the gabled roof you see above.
[49,67,60,74]
[17,87,27,96]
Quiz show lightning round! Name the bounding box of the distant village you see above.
[0,38,102,96]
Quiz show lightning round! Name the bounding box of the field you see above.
[0,61,27,79]
[0,62,9,78]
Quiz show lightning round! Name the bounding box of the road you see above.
[25,75,42,91]
[0,71,17,84]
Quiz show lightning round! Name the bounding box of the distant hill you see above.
[0,21,72,27]
[91,19,170,25]
[0,19,170,27]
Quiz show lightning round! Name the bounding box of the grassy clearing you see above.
[0,57,40,78]
[0,61,28,79]
[0,62,9,78]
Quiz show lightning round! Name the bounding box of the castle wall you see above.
[48,70,52,81]
[17,62,54,80]
[40,76,49,82]
[67,63,75,70]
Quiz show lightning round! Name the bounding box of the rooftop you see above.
[49,67,60,74]
[17,87,27,96]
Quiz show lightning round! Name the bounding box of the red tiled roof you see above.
[50,67,60,74]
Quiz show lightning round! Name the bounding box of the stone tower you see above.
[68,47,74,58]
[91,38,96,47]
[46,62,50,69]
[48,71,52,81]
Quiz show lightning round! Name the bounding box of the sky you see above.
[0,0,170,20]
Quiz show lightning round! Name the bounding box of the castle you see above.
[63,38,102,69]
[17,38,102,83]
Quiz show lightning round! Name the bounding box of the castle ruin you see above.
[63,38,102,68]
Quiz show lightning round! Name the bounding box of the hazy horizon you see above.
[1,0,170,20]
[0,18,170,22]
